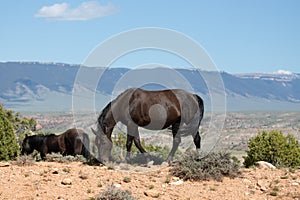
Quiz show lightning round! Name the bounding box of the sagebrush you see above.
[170,151,240,181]
[95,184,137,200]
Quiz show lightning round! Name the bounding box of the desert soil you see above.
[0,161,300,200]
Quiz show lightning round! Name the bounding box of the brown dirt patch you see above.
[0,161,299,200]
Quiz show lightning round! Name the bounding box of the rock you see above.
[255,161,276,169]
[100,165,108,170]
[61,178,72,185]
[147,161,154,166]
[79,172,89,180]
[169,180,184,185]
[256,180,268,191]
[291,182,299,186]
[144,190,160,198]
[113,183,121,188]
[0,162,10,167]
[161,162,169,167]
[243,178,252,185]
[52,168,59,174]
[244,192,250,196]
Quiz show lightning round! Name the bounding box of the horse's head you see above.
[91,128,112,163]
[21,135,34,155]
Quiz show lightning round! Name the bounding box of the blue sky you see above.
[1,0,299,73]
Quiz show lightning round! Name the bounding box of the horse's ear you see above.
[91,128,97,135]
[25,133,28,138]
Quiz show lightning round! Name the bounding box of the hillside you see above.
[1,62,300,112]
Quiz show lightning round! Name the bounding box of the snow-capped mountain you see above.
[0,62,299,111]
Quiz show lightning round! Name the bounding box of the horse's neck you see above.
[103,109,116,128]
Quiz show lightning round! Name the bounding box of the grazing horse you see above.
[92,88,204,163]
[21,128,90,160]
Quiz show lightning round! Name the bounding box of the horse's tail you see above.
[194,94,204,124]
[81,133,90,160]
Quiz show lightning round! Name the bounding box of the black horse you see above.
[92,88,204,163]
[21,128,90,160]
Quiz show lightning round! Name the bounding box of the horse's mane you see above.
[97,102,112,131]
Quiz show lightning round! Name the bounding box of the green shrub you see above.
[243,130,300,168]
[95,184,137,200]
[170,151,240,181]
[0,105,20,160]
[0,105,36,146]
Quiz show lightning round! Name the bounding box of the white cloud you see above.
[35,1,119,21]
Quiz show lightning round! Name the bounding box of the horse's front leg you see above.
[74,137,83,156]
[130,125,147,154]
[40,144,48,160]
[126,124,147,161]
[125,134,134,161]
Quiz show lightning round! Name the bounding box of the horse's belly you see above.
[134,104,179,130]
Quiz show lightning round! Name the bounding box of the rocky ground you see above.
[0,161,299,200]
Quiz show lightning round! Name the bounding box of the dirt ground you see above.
[0,161,299,200]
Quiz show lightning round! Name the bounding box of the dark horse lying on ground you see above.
[92,88,204,163]
[21,128,90,160]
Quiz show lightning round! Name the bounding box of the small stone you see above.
[144,190,160,198]
[0,162,10,167]
[169,180,184,185]
[255,161,276,169]
[161,162,169,167]
[291,182,299,186]
[256,180,267,191]
[100,165,108,170]
[243,178,252,185]
[61,178,72,185]
[113,183,121,188]
[79,172,89,180]
[147,161,154,166]
[52,168,59,174]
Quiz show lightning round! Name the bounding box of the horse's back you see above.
[135,89,201,119]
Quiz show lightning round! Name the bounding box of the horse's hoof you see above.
[165,157,173,164]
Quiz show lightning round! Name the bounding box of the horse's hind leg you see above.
[193,131,201,149]
[166,123,181,163]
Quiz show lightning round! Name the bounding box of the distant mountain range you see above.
[1,62,299,112]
